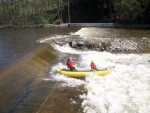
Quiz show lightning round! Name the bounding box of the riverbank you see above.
[0,23,68,28]
[1,23,150,29]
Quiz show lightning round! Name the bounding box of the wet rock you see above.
[110,39,139,52]
[52,36,141,53]
[77,41,84,47]
[53,39,63,46]
[84,42,92,49]
[69,41,77,48]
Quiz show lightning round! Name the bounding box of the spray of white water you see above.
[44,27,150,113]
[80,53,150,113]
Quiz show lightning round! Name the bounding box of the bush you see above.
[40,16,49,24]
[53,19,63,25]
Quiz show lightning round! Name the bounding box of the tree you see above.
[113,0,143,23]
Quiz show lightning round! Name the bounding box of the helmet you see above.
[91,60,94,63]
[68,57,72,61]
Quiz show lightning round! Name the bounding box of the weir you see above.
[0,44,58,113]
[0,44,83,113]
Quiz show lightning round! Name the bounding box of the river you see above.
[0,27,150,113]
[40,27,150,113]
[0,27,79,69]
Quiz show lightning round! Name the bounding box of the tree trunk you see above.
[68,0,70,23]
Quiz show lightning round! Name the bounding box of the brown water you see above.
[0,27,81,113]
[0,27,80,69]
[0,27,149,113]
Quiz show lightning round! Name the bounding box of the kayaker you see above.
[90,60,97,71]
[66,57,77,71]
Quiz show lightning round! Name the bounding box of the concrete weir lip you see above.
[0,44,83,113]
[68,23,150,28]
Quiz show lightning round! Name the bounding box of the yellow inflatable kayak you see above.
[56,66,115,78]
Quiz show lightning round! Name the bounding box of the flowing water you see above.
[0,27,79,69]
[41,27,150,113]
[0,27,150,113]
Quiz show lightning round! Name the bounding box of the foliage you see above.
[0,0,66,26]
[113,0,150,23]
[0,0,149,26]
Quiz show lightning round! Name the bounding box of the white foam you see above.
[49,47,150,113]
[80,53,150,113]
[48,27,150,113]
[53,43,79,54]
[46,63,85,87]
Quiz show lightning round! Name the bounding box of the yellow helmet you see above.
[91,60,94,63]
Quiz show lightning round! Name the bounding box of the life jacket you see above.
[66,61,74,69]
[91,63,96,69]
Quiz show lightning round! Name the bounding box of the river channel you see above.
[0,27,80,69]
[0,27,150,113]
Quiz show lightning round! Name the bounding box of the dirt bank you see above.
[0,44,58,113]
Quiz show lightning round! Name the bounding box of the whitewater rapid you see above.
[43,27,150,113]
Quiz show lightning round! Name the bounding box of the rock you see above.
[77,41,84,47]
[84,43,92,49]
[53,39,63,46]
[51,36,141,53]
[69,41,77,48]
[110,38,139,52]
[76,41,85,49]
[93,42,99,49]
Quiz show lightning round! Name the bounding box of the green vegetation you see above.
[113,0,150,23]
[0,0,66,26]
[0,0,149,27]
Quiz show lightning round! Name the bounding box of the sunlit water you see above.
[42,28,150,113]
